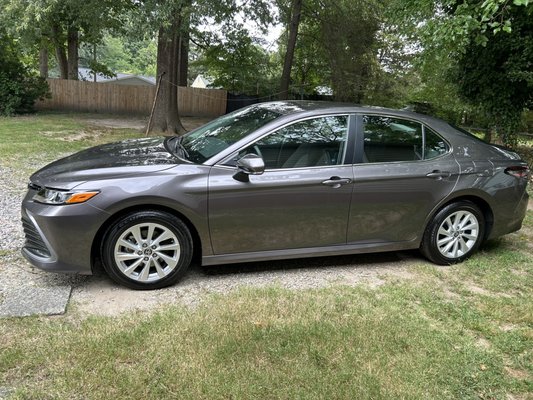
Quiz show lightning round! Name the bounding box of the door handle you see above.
[426,170,451,179]
[322,176,352,188]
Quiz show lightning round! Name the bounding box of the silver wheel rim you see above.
[437,210,479,259]
[114,222,181,282]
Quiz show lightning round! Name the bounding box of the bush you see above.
[0,33,50,116]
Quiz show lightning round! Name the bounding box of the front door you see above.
[208,114,355,255]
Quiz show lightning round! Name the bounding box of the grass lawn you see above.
[0,113,532,399]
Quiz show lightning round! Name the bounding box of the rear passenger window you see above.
[362,116,447,163]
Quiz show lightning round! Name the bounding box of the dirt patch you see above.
[83,116,213,132]
[500,323,518,332]
[504,366,530,380]
[71,253,422,317]
[466,283,513,298]
[84,117,147,131]
[475,337,491,349]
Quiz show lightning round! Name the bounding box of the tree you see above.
[0,31,49,115]
[456,5,533,146]
[193,26,276,95]
[140,0,272,134]
[363,26,418,109]
[78,35,158,77]
[313,0,381,102]
[288,22,330,98]
[153,5,187,134]
[0,0,132,80]
[279,0,303,100]
[385,0,532,145]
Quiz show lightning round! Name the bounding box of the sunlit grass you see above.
[0,276,531,399]
[0,112,143,178]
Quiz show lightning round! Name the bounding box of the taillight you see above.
[504,166,530,179]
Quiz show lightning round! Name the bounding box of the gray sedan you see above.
[22,101,530,289]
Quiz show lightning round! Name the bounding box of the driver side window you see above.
[238,115,349,169]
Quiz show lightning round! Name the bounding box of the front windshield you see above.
[180,105,281,163]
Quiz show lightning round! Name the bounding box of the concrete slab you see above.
[0,285,71,318]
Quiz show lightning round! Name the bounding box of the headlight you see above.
[33,188,99,205]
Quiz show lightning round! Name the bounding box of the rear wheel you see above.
[101,210,193,290]
[421,201,485,265]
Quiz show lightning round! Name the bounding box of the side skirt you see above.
[202,240,419,266]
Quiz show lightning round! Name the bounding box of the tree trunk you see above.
[178,30,189,87]
[67,27,79,80]
[279,0,303,100]
[178,0,191,87]
[51,23,68,79]
[56,47,68,79]
[39,45,49,78]
[93,43,97,82]
[151,22,187,135]
[484,128,493,143]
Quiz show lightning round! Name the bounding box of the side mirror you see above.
[233,154,265,182]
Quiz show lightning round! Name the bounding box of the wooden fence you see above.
[36,79,227,117]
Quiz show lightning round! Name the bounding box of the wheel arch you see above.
[90,204,203,273]
[427,194,494,242]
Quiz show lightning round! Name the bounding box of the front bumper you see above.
[21,190,110,275]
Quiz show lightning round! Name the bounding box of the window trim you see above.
[354,114,451,165]
[218,113,356,170]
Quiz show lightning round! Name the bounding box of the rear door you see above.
[347,114,460,244]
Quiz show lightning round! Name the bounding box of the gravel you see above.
[0,162,79,318]
[0,154,422,319]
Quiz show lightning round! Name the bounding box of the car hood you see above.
[30,137,181,189]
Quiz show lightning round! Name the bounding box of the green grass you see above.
[0,112,532,399]
[1,267,532,399]
[0,112,142,177]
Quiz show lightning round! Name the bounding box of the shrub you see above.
[0,32,50,116]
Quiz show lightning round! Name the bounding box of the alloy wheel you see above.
[436,210,479,259]
[113,222,181,282]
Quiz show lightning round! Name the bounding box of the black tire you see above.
[101,210,193,290]
[420,201,485,265]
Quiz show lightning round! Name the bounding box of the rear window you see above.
[362,116,448,163]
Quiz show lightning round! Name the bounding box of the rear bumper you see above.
[488,189,529,239]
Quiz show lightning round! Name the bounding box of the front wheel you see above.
[101,210,193,290]
[421,201,485,265]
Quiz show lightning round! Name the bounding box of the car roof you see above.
[254,100,446,126]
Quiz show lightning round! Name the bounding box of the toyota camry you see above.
[21,101,530,289]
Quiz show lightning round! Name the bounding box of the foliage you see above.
[455,5,533,147]
[78,35,158,77]
[0,0,134,80]
[363,26,418,108]
[283,22,330,97]
[193,26,278,95]
[0,32,49,116]
[273,0,384,102]
[384,0,532,144]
